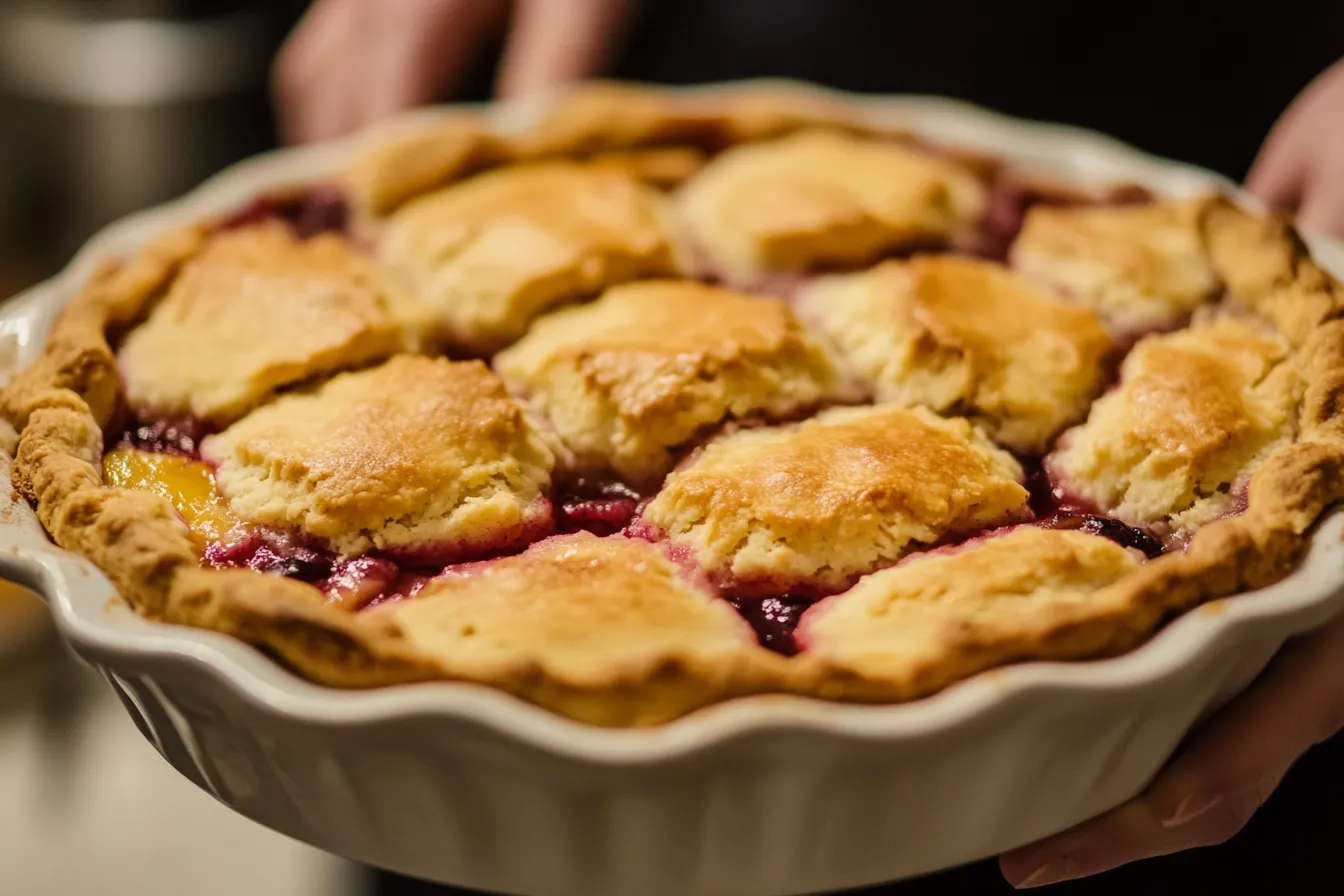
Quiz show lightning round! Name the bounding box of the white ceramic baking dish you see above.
[2,81,1343,896]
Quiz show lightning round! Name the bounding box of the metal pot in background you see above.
[0,0,300,271]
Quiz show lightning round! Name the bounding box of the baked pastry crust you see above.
[494,279,855,483]
[792,527,1143,700]
[1048,315,1299,534]
[201,355,559,561]
[640,405,1028,593]
[346,81,889,222]
[795,256,1112,453]
[679,129,989,285]
[118,222,414,424]
[1009,197,1219,331]
[7,83,1344,728]
[509,80,878,159]
[378,161,679,352]
[383,532,786,725]
[346,113,512,220]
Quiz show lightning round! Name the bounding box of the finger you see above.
[1001,611,1344,888]
[494,0,637,100]
[1295,162,1344,239]
[272,0,356,144]
[358,0,508,125]
[1246,119,1309,214]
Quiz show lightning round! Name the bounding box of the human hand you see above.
[1248,58,1344,238]
[273,0,636,145]
[998,610,1344,888]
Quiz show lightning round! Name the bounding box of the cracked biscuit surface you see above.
[201,355,560,561]
[495,279,855,484]
[1009,197,1219,331]
[378,161,678,352]
[679,129,989,285]
[1048,316,1300,533]
[796,256,1112,453]
[118,222,414,425]
[641,405,1029,593]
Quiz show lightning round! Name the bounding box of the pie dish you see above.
[5,80,1344,731]
[4,82,1344,895]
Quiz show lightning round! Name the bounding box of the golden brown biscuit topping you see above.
[796,256,1112,453]
[679,129,989,284]
[201,355,559,560]
[1048,317,1299,533]
[118,223,412,424]
[379,162,677,351]
[495,279,854,482]
[641,405,1029,592]
[1010,197,1219,330]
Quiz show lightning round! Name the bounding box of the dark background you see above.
[1,1,1341,894]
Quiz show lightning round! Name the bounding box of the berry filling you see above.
[203,524,530,610]
[1021,458,1165,558]
[555,478,645,536]
[108,412,214,458]
[109,415,556,609]
[219,185,349,239]
[1037,513,1165,559]
[731,594,811,656]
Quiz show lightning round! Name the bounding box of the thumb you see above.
[494,0,639,100]
[1246,134,1307,215]
[1246,109,1311,214]
[1295,165,1344,240]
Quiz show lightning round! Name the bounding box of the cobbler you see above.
[7,82,1344,727]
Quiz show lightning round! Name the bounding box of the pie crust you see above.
[200,355,560,562]
[1009,197,1220,331]
[792,527,1144,700]
[639,405,1028,594]
[795,255,1112,453]
[494,278,854,484]
[6,82,1344,728]
[118,222,415,424]
[377,161,679,352]
[679,129,989,285]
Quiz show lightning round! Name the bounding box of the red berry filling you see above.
[219,185,349,239]
[555,478,645,536]
[731,594,811,656]
[109,413,214,458]
[1021,458,1165,557]
[205,530,467,610]
[1037,513,1165,559]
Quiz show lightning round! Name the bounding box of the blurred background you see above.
[0,0,308,285]
[3,0,1338,293]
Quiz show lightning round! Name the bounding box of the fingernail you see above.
[1013,863,1062,889]
[1161,793,1223,827]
